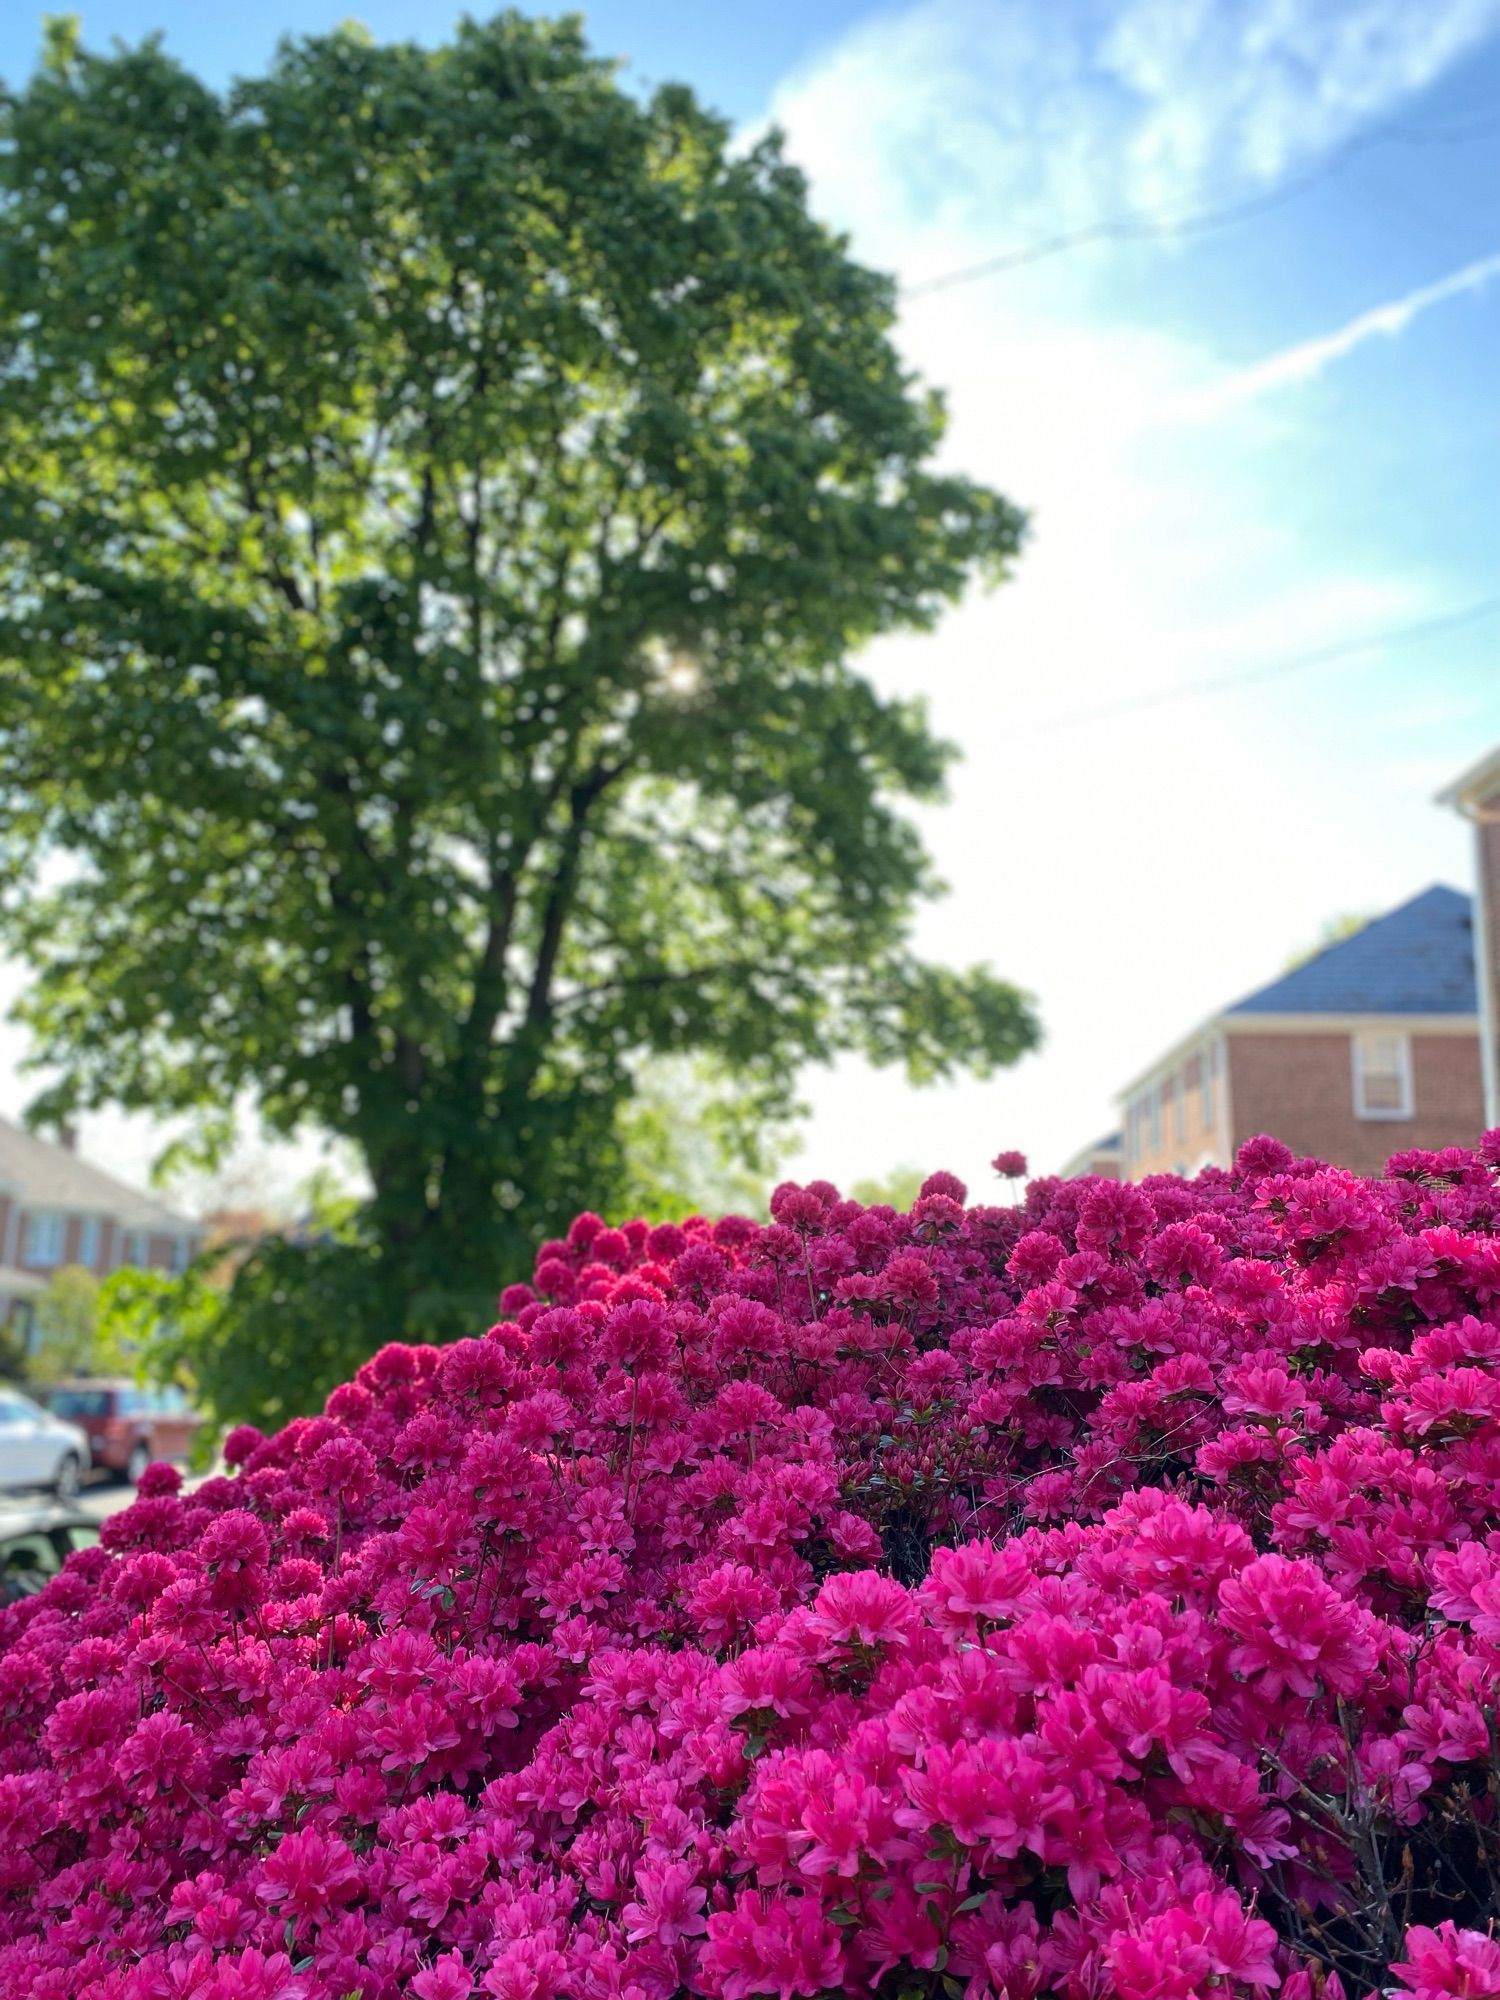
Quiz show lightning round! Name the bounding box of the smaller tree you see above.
[1283,912,1374,971]
[97,1263,221,1461]
[0,1322,29,1385]
[849,1165,928,1210]
[616,1058,788,1221]
[29,1265,105,1381]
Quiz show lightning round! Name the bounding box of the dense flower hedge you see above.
[7,1140,1500,2000]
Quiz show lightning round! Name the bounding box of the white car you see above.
[0,1390,90,1500]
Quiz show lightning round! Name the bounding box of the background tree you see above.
[848,1165,929,1211]
[28,1264,108,1383]
[0,15,1036,1416]
[1283,912,1376,970]
[615,1057,788,1222]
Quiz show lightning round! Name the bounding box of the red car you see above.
[43,1380,203,1484]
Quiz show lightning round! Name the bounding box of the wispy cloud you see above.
[1169,250,1500,421]
[766,0,1500,254]
[1102,0,1500,203]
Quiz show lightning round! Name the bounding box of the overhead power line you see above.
[903,112,1500,299]
[1016,594,1500,735]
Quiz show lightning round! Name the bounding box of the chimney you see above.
[1440,746,1500,1129]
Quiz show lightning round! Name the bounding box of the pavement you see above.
[0,1471,212,1525]
[74,1477,148,1522]
[77,1470,215,1520]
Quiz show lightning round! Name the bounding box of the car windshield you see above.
[46,1389,112,1418]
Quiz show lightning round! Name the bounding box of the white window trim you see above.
[1352,1031,1414,1120]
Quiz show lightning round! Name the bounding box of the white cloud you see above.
[1170,250,1500,421]
[1101,0,1500,199]
[767,0,1500,260]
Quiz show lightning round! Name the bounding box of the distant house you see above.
[1059,1133,1122,1180]
[1080,884,1485,1182]
[0,1119,201,1338]
[198,1206,279,1288]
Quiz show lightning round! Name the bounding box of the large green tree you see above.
[0,15,1036,1396]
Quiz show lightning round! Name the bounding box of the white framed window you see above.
[1148,1086,1161,1151]
[1353,1032,1413,1120]
[119,1228,147,1269]
[169,1235,192,1273]
[1202,1042,1217,1130]
[22,1211,66,1267]
[77,1216,101,1269]
[1172,1073,1186,1142]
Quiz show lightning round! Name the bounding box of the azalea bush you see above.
[6,1139,1500,2000]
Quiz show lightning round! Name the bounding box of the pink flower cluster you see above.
[7,1141,1500,2000]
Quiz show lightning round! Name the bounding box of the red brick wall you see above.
[1226,1030,1485,1174]
[8,1209,190,1275]
[1125,1045,1225,1178]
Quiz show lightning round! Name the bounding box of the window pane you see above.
[22,1211,65,1266]
[1355,1033,1410,1117]
[1363,1071,1405,1111]
[47,1389,111,1418]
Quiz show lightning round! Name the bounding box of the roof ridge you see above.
[1225,884,1476,1020]
[0,1114,196,1227]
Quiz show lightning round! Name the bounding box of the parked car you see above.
[0,1503,100,1604]
[42,1380,202,1484]
[0,1391,90,1499]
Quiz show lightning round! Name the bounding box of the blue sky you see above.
[2,0,1499,1202]
[0,3,872,123]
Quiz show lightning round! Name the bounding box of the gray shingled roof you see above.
[0,1117,196,1229]
[1226,885,1477,1017]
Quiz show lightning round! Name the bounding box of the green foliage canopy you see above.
[0,14,1036,1405]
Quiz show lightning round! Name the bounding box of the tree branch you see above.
[524,758,631,1030]
[552,956,766,1017]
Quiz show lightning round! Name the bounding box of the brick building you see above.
[1076,883,1487,1182]
[0,1118,200,1339]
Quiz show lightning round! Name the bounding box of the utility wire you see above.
[903,112,1500,299]
[1015,594,1500,735]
